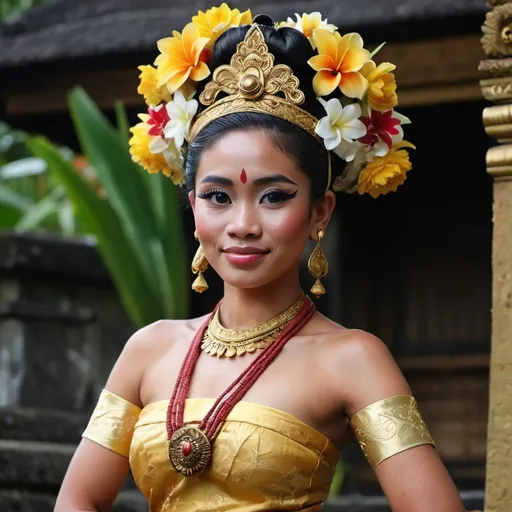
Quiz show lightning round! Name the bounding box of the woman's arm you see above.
[55,324,156,512]
[337,331,465,512]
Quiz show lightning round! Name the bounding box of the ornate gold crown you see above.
[189,25,319,141]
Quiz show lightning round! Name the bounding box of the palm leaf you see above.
[27,136,160,327]
[68,88,161,294]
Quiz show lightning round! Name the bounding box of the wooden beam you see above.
[2,34,484,116]
[398,354,490,372]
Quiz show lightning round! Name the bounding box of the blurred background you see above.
[0,1,492,511]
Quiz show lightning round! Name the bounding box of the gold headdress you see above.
[129,4,415,199]
[189,25,318,142]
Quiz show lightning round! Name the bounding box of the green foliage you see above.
[0,123,83,234]
[0,0,50,20]
[27,87,188,326]
[329,457,348,497]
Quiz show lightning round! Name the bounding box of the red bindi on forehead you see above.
[240,169,247,184]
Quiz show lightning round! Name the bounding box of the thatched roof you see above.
[0,0,487,69]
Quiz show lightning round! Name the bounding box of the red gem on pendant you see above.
[182,441,192,457]
[240,169,247,184]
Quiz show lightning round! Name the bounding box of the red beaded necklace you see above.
[166,296,315,476]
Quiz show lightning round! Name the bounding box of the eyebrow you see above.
[200,175,233,186]
[253,174,298,186]
[199,174,297,186]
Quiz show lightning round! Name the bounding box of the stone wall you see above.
[0,232,138,511]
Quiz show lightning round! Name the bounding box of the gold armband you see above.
[82,389,141,457]
[350,395,435,469]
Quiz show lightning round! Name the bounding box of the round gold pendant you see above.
[168,426,212,476]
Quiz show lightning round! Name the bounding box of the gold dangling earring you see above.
[191,231,209,293]
[307,228,328,298]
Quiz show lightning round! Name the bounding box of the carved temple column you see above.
[480,1,512,510]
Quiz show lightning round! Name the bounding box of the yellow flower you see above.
[357,141,415,198]
[137,65,172,107]
[308,30,370,98]
[155,22,210,94]
[281,12,336,48]
[192,3,252,48]
[129,117,184,184]
[360,61,398,112]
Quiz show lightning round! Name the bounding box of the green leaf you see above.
[68,87,188,320]
[58,199,76,236]
[370,42,386,58]
[0,204,22,227]
[329,458,347,497]
[115,101,130,150]
[68,88,163,302]
[27,136,161,328]
[15,187,63,230]
[0,183,32,210]
[0,157,46,179]
[145,173,188,318]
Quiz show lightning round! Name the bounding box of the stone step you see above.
[0,439,75,489]
[0,406,89,444]
[0,489,147,512]
[0,438,139,491]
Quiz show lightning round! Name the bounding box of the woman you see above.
[56,5,469,512]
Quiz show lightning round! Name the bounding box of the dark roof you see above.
[0,0,487,69]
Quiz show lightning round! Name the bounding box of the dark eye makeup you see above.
[196,188,298,205]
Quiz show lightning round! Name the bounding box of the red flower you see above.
[147,106,170,138]
[358,109,400,149]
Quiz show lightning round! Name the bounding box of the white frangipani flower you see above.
[163,90,199,148]
[163,141,185,173]
[315,99,367,160]
[288,12,337,35]
[333,140,364,162]
[284,12,337,49]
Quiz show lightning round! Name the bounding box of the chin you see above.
[221,274,274,290]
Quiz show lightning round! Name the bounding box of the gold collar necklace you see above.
[201,294,306,358]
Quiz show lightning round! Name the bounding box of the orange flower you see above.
[155,22,210,94]
[137,65,172,107]
[308,30,371,98]
[192,3,252,48]
[357,141,415,198]
[360,61,398,112]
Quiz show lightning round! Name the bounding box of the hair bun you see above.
[252,14,274,26]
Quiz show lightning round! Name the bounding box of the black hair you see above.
[185,15,344,200]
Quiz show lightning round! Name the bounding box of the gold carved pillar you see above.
[480,1,512,510]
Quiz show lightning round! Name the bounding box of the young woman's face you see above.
[191,129,333,290]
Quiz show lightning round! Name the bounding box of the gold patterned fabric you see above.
[82,389,142,457]
[129,398,339,511]
[350,395,435,469]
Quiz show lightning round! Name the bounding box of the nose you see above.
[226,203,262,239]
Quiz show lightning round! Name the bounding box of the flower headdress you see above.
[129,3,415,198]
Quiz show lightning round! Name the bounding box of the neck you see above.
[219,268,304,330]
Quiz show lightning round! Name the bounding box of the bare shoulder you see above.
[104,315,208,406]
[313,321,411,417]
[124,315,208,357]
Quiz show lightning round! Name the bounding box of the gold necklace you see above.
[201,294,306,358]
